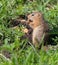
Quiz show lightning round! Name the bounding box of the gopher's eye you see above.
[32,14,34,16]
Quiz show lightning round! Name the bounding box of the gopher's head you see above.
[27,12,44,29]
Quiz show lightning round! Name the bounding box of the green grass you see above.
[0,0,58,65]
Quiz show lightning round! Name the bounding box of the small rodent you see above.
[27,11,49,48]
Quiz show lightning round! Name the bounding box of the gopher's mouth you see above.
[29,19,33,22]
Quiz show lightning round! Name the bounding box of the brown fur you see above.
[27,12,49,48]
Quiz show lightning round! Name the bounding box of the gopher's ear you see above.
[38,12,43,17]
[38,12,44,19]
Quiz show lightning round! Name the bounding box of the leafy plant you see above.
[0,0,58,65]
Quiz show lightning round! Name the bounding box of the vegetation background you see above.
[0,0,58,65]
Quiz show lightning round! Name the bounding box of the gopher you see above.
[27,12,49,48]
[10,12,49,48]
